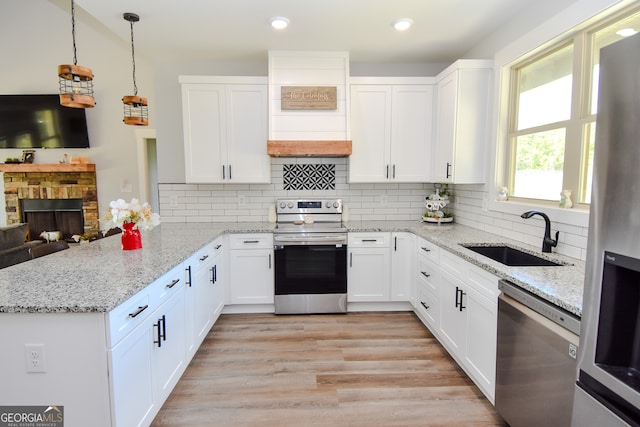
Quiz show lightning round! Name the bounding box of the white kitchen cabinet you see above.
[228,234,274,305]
[350,79,434,183]
[433,60,492,183]
[390,232,415,302]
[180,76,270,183]
[347,233,391,301]
[184,239,223,360]
[438,248,499,403]
[108,264,186,427]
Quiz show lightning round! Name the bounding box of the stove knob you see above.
[333,201,340,208]
[326,201,332,208]
[279,201,287,209]
[287,202,294,208]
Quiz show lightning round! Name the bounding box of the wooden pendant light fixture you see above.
[122,12,149,126]
[58,0,95,108]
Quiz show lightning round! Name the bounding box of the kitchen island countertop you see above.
[0,221,584,317]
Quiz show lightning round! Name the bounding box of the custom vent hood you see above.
[267,51,352,157]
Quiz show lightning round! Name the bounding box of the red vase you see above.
[121,222,142,250]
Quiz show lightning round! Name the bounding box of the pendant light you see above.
[122,12,148,126]
[58,0,95,108]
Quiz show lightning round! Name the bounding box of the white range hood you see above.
[267,51,351,157]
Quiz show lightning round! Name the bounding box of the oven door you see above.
[274,243,347,296]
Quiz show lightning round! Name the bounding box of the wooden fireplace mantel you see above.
[0,163,95,173]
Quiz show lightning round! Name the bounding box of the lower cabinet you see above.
[414,238,441,331]
[108,265,187,427]
[228,234,274,305]
[390,232,415,302]
[437,248,499,403]
[347,233,391,301]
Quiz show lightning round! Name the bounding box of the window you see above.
[506,6,640,206]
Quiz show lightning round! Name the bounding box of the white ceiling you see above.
[73,0,534,64]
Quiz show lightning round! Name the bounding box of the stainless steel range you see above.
[273,198,348,314]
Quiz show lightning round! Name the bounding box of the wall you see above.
[0,0,155,225]
[159,158,434,223]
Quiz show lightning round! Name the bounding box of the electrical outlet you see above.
[169,195,179,208]
[238,195,246,206]
[25,344,46,373]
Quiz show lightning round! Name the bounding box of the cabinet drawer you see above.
[348,233,390,247]
[416,282,439,331]
[149,263,185,308]
[440,248,466,277]
[440,249,499,301]
[417,256,440,294]
[416,237,439,262]
[107,288,152,348]
[228,233,273,249]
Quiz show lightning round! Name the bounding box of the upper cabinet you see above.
[350,78,435,183]
[180,76,270,183]
[432,60,493,184]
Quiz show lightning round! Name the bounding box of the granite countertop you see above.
[344,220,585,317]
[0,220,584,317]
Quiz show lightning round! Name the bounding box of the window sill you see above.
[487,199,590,228]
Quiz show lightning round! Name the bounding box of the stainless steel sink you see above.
[462,244,565,267]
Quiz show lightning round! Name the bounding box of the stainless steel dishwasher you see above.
[495,280,580,427]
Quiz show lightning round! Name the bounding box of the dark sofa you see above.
[0,223,43,269]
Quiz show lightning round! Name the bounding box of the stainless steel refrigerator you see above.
[572,33,640,426]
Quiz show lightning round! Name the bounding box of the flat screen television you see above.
[0,94,90,149]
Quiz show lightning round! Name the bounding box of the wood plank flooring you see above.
[151,312,507,427]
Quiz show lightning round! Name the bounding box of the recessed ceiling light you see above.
[616,28,638,37]
[270,16,290,30]
[392,18,413,31]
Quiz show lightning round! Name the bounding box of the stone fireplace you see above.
[1,163,99,240]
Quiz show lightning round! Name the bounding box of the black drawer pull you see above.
[421,247,431,253]
[421,271,431,278]
[420,301,430,310]
[215,244,222,250]
[185,265,192,287]
[129,305,148,318]
[199,254,209,261]
[244,240,260,244]
[361,239,378,242]
[166,278,180,289]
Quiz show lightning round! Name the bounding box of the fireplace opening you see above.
[20,199,84,242]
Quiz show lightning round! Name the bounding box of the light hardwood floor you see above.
[151,312,507,427]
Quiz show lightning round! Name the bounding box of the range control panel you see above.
[276,199,342,214]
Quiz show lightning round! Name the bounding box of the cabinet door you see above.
[109,316,157,427]
[433,71,457,183]
[347,247,391,302]
[464,285,497,401]
[349,85,392,182]
[390,85,434,182]
[154,287,187,404]
[225,85,270,183]
[191,257,215,354]
[229,249,274,304]
[390,232,415,302]
[438,269,466,354]
[182,84,226,183]
[211,243,225,321]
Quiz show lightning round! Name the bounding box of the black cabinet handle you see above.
[222,165,226,180]
[229,165,232,180]
[350,252,353,267]
[215,244,222,250]
[166,278,180,289]
[446,162,451,179]
[199,254,209,261]
[386,165,389,179]
[268,254,272,269]
[394,236,397,251]
[420,301,430,310]
[244,240,259,244]
[459,289,466,312]
[185,266,192,287]
[421,247,431,253]
[362,239,378,242]
[154,314,166,347]
[421,271,430,278]
[393,164,396,179]
[211,265,217,284]
[455,286,461,309]
[128,305,148,318]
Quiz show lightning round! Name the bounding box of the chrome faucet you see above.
[521,210,559,253]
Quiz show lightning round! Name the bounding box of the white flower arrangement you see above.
[102,198,160,232]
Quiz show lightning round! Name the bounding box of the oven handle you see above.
[273,235,347,246]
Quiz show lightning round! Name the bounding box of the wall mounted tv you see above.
[0,94,90,149]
